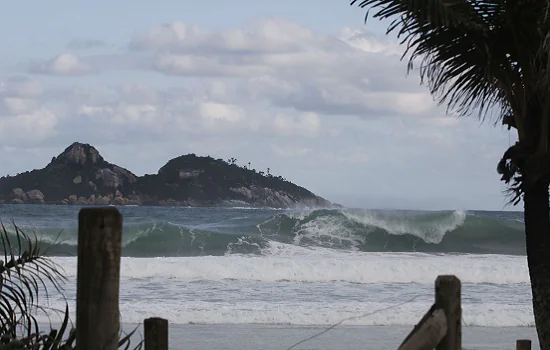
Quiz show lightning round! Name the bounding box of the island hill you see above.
[0,142,333,208]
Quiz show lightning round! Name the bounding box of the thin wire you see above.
[284,294,422,350]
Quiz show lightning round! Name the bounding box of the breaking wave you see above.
[1,208,526,257]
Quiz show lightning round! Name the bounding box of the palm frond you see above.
[351,0,550,202]
[0,220,67,341]
[0,221,143,349]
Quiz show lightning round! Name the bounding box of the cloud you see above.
[0,76,44,116]
[29,18,430,117]
[31,53,93,75]
[67,38,107,50]
[274,112,320,137]
[2,76,43,97]
[1,18,514,209]
[0,78,57,146]
[0,109,58,145]
[129,19,323,54]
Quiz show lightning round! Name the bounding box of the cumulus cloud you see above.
[274,112,320,137]
[2,76,43,97]
[31,53,93,75]
[0,76,43,116]
[0,77,57,146]
[129,19,324,54]
[1,18,514,209]
[28,18,430,117]
[136,19,432,117]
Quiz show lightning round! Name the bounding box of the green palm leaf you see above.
[0,221,142,349]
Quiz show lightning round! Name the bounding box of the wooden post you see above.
[516,339,532,350]
[398,307,447,350]
[144,317,169,350]
[435,275,461,350]
[76,208,123,350]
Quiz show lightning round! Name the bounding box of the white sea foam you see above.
[37,251,533,328]
[117,301,534,327]
[51,247,529,285]
[35,298,534,327]
[292,215,366,250]
[342,210,467,244]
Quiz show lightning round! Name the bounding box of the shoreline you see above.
[37,323,538,350]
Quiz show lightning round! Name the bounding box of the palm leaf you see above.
[351,0,550,200]
[0,221,143,349]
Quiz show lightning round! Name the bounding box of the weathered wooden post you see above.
[435,275,461,350]
[77,207,123,350]
[144,317,169,350]
[398,306,448,350]
[516,339,532,350]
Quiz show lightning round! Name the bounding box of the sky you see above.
[0,0,518,210]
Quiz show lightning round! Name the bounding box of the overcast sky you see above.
[0,0,518,210]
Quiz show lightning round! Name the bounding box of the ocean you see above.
[0,205,538,349]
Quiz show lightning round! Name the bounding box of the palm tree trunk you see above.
[524,179,550,349]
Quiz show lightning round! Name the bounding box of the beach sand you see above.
[120,324,539,350]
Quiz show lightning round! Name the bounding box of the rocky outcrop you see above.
[26,189,45,204]
[0,142,333,208]
[8,188,45,204]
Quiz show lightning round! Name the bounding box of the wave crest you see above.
[2,208,525,257]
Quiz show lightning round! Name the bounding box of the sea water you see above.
[0,205,538,349]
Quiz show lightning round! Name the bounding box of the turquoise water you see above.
[1,204,535,349]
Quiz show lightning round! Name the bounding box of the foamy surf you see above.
[36,299,535,327]
[51,252,528,285]
[1,205,531,330]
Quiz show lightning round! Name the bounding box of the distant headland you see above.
[0,142,334,209]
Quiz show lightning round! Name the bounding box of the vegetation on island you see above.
[0,142,331,208]
[350,0,550,347]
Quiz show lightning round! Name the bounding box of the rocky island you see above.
[0,142,333,208]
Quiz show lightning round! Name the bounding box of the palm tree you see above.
[0,221,141,349]
[350,1,550,347]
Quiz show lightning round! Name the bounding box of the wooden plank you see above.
[399,304,437,347]
[76,207,123,350]
[144,317,169,350]
[516,339,532,350]
[435,275,461,350]
[398,308,447,350]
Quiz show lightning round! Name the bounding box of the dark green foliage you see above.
[130,154,315,204]
[0,143,321,206]
[0,221,142,349]
[0,143,137,202]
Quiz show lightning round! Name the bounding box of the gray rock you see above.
[25,189,45,204]
[68,195,78,204]
[73,176,82,184]
[94,195,110,205]
[95,168,120,189]
[178,169,203,179]
[63,143,100,165]
[112,165,137,184]
[112,197,126,205]
[12,188,28,202]
[229,186,296,208]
